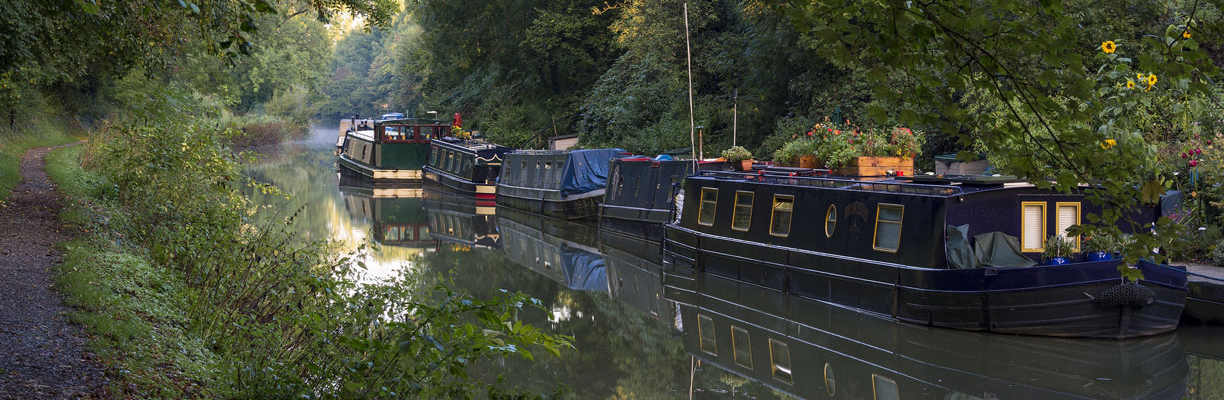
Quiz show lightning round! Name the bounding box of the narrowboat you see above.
[422,137,514,199]
[498,207,608,293]
[336,116,451,180]
[337,178,435,248]
[666,269,1187,399]
[336,117,374,149]
[599,158,693,242]
[496,149,628,219]
[423,187,500,249]
[663,171,1188,338]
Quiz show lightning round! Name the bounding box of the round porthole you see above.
[824,204,837,238]
[824,362,836,396]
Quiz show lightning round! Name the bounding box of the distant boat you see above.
[423,137,514,199]
[336,115,450,180]
[664,171,1187,339]
[496,148,629,220]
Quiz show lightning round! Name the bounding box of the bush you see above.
[720,145,753,162]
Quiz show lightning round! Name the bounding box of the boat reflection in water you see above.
[497,207,608,293]
[599,230,675,324]
[664,266,1188,399]
[423,188,500,249]
[338,172,437,249]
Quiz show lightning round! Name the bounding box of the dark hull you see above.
[664,224,1188,339]
[423,166,494,198]
[496,189,602,220]
[598,205,667,242]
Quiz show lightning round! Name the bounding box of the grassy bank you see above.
[44,104,570,398]
[0,120,80,201]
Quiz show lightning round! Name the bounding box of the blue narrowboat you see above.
[496,149,629,220]
[423,137,514,199]
[663,171,1187,338]
[599,158,693,242]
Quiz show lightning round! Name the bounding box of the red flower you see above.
[1190,160,1199,167]
[834,130,841,135]
[1196,148,1202,155]
[827,128,833,132]
[1182,153,1188,158]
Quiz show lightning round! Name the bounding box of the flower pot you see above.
[833,156,915,176]
[1046,257,1069,266]
[798,155,817,169]
[1086,251,1111,261]
[736,159,754,171]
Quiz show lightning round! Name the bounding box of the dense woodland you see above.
[6,0,1224,397]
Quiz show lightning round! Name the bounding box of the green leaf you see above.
[1139,179,1163,205]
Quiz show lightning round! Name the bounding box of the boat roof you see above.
[433,137,513,152]
[376,118,449,125]
[692,170,1036,198]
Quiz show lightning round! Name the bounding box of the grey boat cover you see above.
[973,231,1037,268]
[946,224,977,269]
[560,149,626,196]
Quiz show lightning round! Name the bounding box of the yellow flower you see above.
[1137,73,1145,80]
[1099,139,1117,150]
[1184,31,1192,39]
[1126,80,1135,89]
[1101,41,1117,54]
[1147,74,1157,86]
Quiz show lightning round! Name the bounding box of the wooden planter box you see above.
[834,156,914,177]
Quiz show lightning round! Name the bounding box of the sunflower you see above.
[1184,31,1192,39]
[1099,139,1117,150]
[1126,80,1135,89]
[1147,74,1157,86]
[1101,41,1117,54]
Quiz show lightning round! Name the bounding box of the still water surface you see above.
[244,126,1224,399]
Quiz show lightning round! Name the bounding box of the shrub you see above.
[720,145,753,162]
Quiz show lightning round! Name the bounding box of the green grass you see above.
[46,145,222,398]
[0,122,80,201]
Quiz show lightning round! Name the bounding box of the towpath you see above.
[0,143,106,399]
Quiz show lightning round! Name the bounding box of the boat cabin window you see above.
[731,326,753,370]
[1021,201,1046,252]
[872,204,904,252]
[519,161,527,184]
[825,204,837,238]
[430,147,439,166]
[1056,202,1081,251]
[732,191,754,231]
[554,162,564,186]
[768,339,793,384]
[446,152,456,173]
[536,162,543,185]
[544,162,553,189]
[769,195,794,237]
[698,188,718,226]
[698,314,717,355]
[872,374,899,400]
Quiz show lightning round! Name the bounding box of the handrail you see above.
[698,170,965,196]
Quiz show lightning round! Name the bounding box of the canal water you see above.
[243,126,1224,399]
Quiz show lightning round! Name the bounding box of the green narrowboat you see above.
[337,116,451,180]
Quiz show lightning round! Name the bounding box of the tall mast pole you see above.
[684,2,696,169]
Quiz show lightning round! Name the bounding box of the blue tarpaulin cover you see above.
[561,245,609,292]
[560,148,626,197]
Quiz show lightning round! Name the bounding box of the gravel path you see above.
[0,143,106,399]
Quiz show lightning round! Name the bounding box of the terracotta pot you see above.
[798,155,817,169]
[738,160,753,171]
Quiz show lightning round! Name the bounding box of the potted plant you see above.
[774,138,820,168]
[1042,235,1076,265]
[721,146,754,170]
[1083,232,1120,261]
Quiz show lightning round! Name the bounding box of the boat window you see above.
[1021,201,1046,252]
[824,363,836,396]
[554,162,564,186]
[825,204,837,238]
[698,314,717,355]
[731,326,753,370]
[769,195,794,237]
[698,188,718,226]
[519,161,527,184]
[544,162,552,189]
[534,162,542,185]
[873,204,904,252]
[769,339,792,384]
[447,152,456,173]
[1056,202,1081,252]
[732,191,754,231]
[872,374,899,400]
[616,175,625,199]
